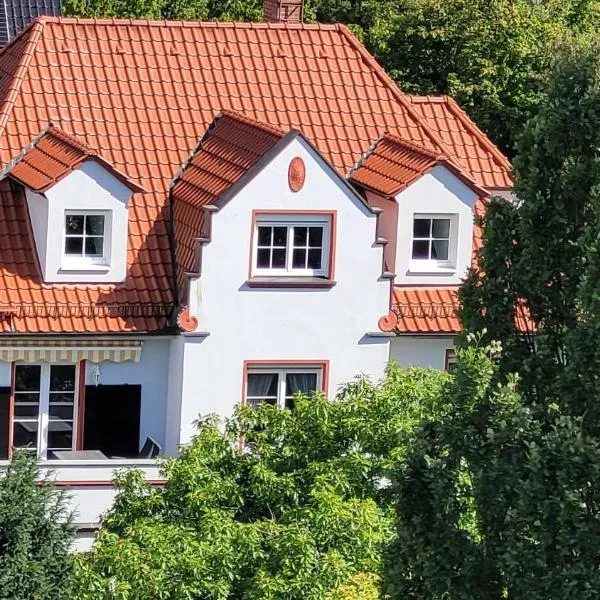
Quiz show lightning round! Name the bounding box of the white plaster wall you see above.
[164,335,184,455]
[390,336,455,371]
[25,190,48,269]
[178,137,390,444]
[84,338,171,451]
[29,159,132,283]
[394,165,478,285]
[42,461,163,551]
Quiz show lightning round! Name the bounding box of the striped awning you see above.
[0,339,143,363]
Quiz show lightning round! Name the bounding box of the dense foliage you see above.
[384,342,600,599]
[459,40,600,423]
[61,0,600,154]
[74,365,449,600]
[0,451,75,600]
[383,42,600,599]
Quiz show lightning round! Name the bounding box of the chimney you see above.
[264,0,304,23]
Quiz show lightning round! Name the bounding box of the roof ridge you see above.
[218,109,287,138]
[348,132,442,179]
[1,122,144,192]
[442,96,513,174]
[39,16,341,30]
[45,123,97,155]
[336,25,450,156]
[381,133,445,161]
[170,110,287,192]
[0,19,45,139]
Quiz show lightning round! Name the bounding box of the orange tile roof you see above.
[5,123,143,193]
[0,18,513,334]
[171,111,285,290]
[408,95,513,189]
[350,133,487,198]
[387,286,461,334]
[0,179,171,333]
[171,111,285,208]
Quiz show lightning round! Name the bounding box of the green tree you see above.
[74,365,449,600]
[459,40,600,423]
[384,342,600,600]
[0,451,75,600]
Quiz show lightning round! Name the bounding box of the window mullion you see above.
[286,226,293,272]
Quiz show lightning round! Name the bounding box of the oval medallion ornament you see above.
[288,156,306,192]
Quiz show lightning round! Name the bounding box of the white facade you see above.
[5,131,487,548]
[25,160,133,283]
[173,136,390,446]
[394,165,478,286]
[390,336,455,371]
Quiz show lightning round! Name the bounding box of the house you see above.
[0,0,60,46]
[0,0,512,547]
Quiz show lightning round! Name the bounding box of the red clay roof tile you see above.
[350,133,487,198]
[5,123,143,192]
[0,18,513,334]
[408,95,513,189]
[391,286,461,334]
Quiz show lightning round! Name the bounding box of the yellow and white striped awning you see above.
[0,339,143,363]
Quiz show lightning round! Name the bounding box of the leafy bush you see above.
[0,451,75,600]
[74,364,448,600]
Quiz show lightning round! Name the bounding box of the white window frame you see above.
[12,363,80,460]
[245,365,323,409]
[62,210,112,269]
[410,213,459,273]
[252,215,331,278]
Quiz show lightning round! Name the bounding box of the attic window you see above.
[409,213,458,273]
[62,211,111,269]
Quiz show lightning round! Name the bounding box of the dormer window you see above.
[4,124,143,283]
[64,213,107,261]
[410,213,458,273]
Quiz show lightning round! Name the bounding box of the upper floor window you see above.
[245,365,322,410]
[411,214,457,271]
[252,215,331,278]
[64,213,107,261]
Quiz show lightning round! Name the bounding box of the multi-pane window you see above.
[254,218,330,277]
[64,213,106,259]
[445,349,457,373]
[13,364,77,459]
[245,367,321,410]
[412,216,451,262]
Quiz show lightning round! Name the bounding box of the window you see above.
[245,366,323,410]
[64,212,107,263]
[253,216,331,277]
[445,349,457,372]
[412,216,452,262]
[12,364,78,459]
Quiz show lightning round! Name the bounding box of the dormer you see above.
[350,134,488,286]
[3,125,143,283]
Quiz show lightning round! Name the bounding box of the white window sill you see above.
[59,260,110,273]
[408,261,456,275]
